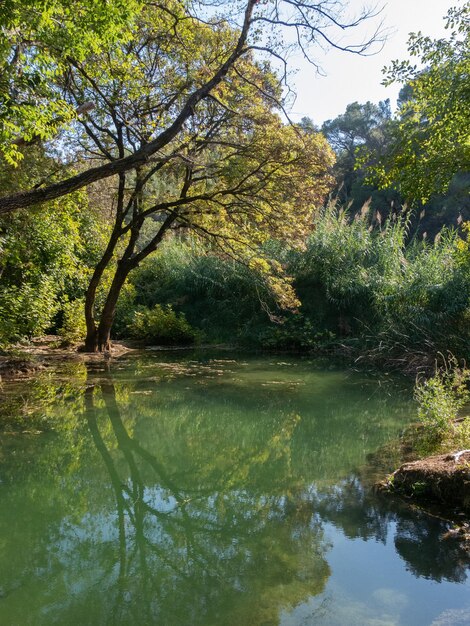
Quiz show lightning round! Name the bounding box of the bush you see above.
[112,282,137,338]
[129,239,279,343]
[251,314,335,350]
[0,195,108,348]
[293,203,470,357]
[415,360,470,453]
[117,212,470,361]
[0,277,59,347]
[127,304,199,345]
[291,204,409,337]
[58,299,87,345]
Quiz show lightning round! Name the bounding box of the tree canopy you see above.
[57,6,335,350]
[0,0,144,165]
[370,2,470,202]
[0,0,383,214]
[321,100,393,203]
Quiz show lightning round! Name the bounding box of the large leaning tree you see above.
[0,0,384,351]
[0,0,384,214]
[63,9,334,351]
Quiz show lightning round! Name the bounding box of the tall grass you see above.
[292,204,470,363]
[115,238,278,343]
[116,205,470,365]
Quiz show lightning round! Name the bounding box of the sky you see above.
[288,0,452,125]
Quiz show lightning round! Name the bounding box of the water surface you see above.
[0,353,468,625]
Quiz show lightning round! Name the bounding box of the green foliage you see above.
[58,299,87,345]
[0,178,106,346]
[112,282,137,338]
[126,238,280,343]
[293,203,470,356]
[0,0,143,165]
[322,96,469,240]
[117,208,470,362]
[370,2,470,202]
[127,304,199,346]
[253,315,335,351]
[293,204,403,337]
[415,360,470,453]
[321,100,394,203]
[0,276,59,346]
[374,231,467,333]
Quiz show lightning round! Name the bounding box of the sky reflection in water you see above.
[0,354,469,625]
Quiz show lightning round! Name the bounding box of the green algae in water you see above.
[0,354,468,625]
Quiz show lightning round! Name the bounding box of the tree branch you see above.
[0,0,258,214]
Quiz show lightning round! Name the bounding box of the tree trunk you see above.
[84,327,99,352]
[83,230,122,352]
[84,283,99,351]
[83,181,178,352]
[95,262,131,352]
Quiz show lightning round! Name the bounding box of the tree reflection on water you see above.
[81,376,330,625]
[0,357,468,625]
[309,476,470,584]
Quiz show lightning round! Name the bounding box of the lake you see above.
[0,352,469,625]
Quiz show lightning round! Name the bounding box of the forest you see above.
[0,1,469,623]
[0,1,468,365]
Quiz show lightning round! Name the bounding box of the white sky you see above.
[288,0,452,125]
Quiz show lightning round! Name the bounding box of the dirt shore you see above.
[376,450,470,550]
[0,336,139,380]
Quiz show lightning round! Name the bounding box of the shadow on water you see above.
[309,477,470,584]
[0,355,468,625]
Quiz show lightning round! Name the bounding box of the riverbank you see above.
[375,450,470,554]
[378,448,470,509]
[368,413,470,549]
[0,333,442,383]
[0,336,139,380]
[386,449,470,508]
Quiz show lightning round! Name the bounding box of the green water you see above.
[0,353,469,626]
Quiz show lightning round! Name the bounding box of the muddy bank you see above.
[0,354,45,378]
[374,450,470,556]
[0,336,139,380]
[383,450,470,510]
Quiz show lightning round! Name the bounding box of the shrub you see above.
[129,238,279,343]
[0,196,108,348]
[119,211,470,361]
[0,277,59,347]
[112,282,137,338]
[293,203,470,357]
[127,304,198,345]
[415,360,470,453]
[292,203,408,336]
[58,299,87,345]
[252,314,335,350]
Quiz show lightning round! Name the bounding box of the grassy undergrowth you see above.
[413,359,470,455]
[111,206,470,370]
